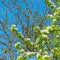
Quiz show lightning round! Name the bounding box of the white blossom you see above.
[36,38,39,43]
[46,26,51,30]
[47,14,53,18]
[14,42,20,48]
[57,7,60,10]
[36,53,40,58]
[11,25,18,31]
[25,38,30,41]
[12,25,16,27]
[41,29,49,34]
[17,55,22,60]
[20,49,25,53]
[26,52,35,56]
[39,49,42,52]
[42,34,48,38]
[44,51,48,55]
[53,19,57,23]
[43,54,50,58]
[51,49,54,53]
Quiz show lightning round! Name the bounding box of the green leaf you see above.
[34,26,41,34]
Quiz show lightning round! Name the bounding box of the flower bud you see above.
[14,42,20,49]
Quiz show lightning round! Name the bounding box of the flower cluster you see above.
[11,0,60,60]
